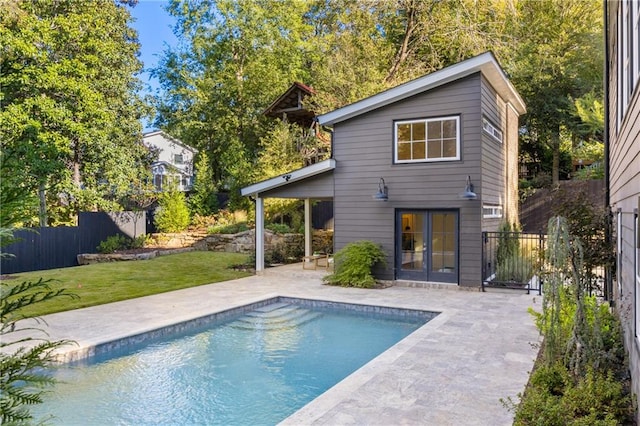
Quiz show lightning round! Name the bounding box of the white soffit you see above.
[317,52,526,127]
[241,158,336,197]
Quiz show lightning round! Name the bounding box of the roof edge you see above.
[241,158,336,197]
[317,52,525,126]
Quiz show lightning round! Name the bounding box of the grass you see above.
[4,251,251,318]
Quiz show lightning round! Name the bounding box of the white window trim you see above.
[394,116,461,163]
[482,204,503,219]
[482,117,503,143]
[633,0,640,90]
[617,209,623,295]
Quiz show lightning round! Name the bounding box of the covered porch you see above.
[241,159,335,272]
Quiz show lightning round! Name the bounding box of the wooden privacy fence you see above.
[1,211,145,274]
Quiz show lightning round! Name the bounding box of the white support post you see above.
[255,196,265,273]
[304,198,312,259]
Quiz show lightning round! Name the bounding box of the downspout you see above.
[603,0,613,301]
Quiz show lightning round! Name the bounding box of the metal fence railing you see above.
[482,231,545,294]
[482,231,609,297]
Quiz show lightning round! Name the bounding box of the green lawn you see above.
[4,251,251,318]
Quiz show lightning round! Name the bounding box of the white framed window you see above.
[482,204,503,219]
[482,117,503,143]
[395,116,460,163]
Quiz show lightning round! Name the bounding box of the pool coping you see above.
[10,264,541,425]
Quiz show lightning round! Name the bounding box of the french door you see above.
[396,210,458,283]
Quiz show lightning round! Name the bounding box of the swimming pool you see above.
[32,297,437,425]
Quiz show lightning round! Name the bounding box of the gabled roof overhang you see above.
[317,52,526,127]
[241,158,335,197]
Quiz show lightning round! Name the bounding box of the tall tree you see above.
[0,0,150,226]
[505,0,603,185]
[155,0,314,208]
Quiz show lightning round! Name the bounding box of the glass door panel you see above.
[401,213,425,271]
[397,210,458,283]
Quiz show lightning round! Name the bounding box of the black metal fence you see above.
[1,211,145,274]
[482,231,545,294]
[482,231,609,297]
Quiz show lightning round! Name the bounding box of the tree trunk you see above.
[551,132,561,186]
[38,182,47,227]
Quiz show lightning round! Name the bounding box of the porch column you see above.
[255,195,265,273]
[304,198,312,259]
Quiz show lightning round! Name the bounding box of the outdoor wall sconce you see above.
[459,175,477,200]
[373,177,389,201]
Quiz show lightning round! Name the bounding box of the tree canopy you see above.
[154,0,603,199]
[0,0,150,226]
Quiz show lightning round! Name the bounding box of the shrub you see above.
[265,223,293,234]
[266,239,304,265]
[97,234,149,253]
[97,234,129,253]
[495,251,534,283]
[208,222,249,234]
[154,188,190,233]
[323,240,386,288]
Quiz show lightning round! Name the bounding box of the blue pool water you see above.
[33,298,434,425]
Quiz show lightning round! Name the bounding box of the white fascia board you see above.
[241,158,336,197]
[317,52,526,126]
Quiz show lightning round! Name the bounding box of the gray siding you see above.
[332,74,483,286]
[608,0,640,414]
[480,74,520,231]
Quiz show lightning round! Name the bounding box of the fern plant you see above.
[1,278,76,424]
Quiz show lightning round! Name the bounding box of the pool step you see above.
[232,304,322,331]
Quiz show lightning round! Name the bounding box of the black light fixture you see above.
[373,177,388,201]
[459,175,477,200]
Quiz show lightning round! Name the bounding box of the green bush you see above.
[97,234,129,253]
[208,222,249,234]
[154,188,190,233]
[265,223,293,234]
[266,239,303,264]
[495,251,534,283]
[97,234,149,253]
[513,364,633,425]
[323,240,386,288]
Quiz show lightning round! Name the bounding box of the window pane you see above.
[442,119,457,138]
[412,142,425,159]
[413,122,425,140]
[427,140,442,158]
[442,139,457,158]
[398,142,411,160]
[427,121,441,139]
[398,124,411,142]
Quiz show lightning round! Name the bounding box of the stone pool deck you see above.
[19,264,541,425]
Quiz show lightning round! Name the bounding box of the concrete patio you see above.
[19,264,541,425]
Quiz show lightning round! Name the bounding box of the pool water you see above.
[33,299,433,425]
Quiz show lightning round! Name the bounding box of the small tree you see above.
[188,152,218,217]
[154,186,190,233]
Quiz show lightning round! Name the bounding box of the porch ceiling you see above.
[240,158,335,199]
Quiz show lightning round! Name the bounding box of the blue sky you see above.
[129,0,178,130]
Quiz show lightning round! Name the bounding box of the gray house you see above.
[606,0,640,420]
[242,52,526,288]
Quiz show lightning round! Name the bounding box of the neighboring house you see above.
[142,131,197,192]
[242,52,525,288]
[606,0,640,421]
